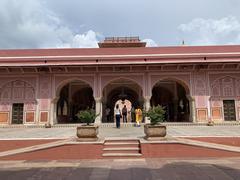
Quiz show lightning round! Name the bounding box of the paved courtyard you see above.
[0,157,240,180]
[0,125,240,139]
[0,126,240,179]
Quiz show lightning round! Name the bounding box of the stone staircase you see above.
[102,138,142,158]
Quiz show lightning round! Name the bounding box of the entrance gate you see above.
[12,103,24,124]
[223,100,236,121]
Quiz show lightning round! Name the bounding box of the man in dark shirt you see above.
[122,105,128,123]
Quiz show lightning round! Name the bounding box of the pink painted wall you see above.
[0,70,240,124]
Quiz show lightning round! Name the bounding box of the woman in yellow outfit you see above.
[135,107,142,126]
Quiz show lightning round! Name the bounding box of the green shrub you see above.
[76,109,97,125]
[146,105,165,125]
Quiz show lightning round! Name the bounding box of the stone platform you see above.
[1,157,240,180]
[0,125,239,160]
[0,124,240,139]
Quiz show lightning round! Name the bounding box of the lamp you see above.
[118,87,127,101]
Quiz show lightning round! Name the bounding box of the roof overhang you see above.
[0,52,240,67]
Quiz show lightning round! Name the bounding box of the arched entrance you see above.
[151,80,191,122]
[56,80,95,123]
[102,79,143,123]
[114,99,132,122]
[0,80,36,124]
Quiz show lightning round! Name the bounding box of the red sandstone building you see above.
[0,37,240,125]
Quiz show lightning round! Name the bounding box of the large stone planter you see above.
[144,124,167,140]
[76,125,99,141]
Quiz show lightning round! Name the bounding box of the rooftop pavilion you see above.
[98,36,146,48]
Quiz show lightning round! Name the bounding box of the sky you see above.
[1,0,240,49]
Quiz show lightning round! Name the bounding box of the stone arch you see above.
[55,77,93,98]
[210,75,239,122]
[102,77,143,101]
[0,80,35,101]
[0,80,36,124]
[151,77,192,122]
[101,76,144,97]
[210,75,238,97]
[211,75,239,87]
[107,87,139,108]
[101,77,144,123]
[151,77,190,96]
[54,78,95,124]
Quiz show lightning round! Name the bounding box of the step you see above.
[104,143,140,148]
[104,142,139,148]
[104,142,139,145]
[104,140,139,144]
[103,147,140,154]
[102,153,142,157]
[104,138,139,141]
[103,147,140,151]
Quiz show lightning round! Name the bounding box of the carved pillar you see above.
[144,96,151,111]
[207,96,211,121]
[50,101,54,125]
[187,95,196,123]
[50,97,59,125]
[144,96,151,124]
[95,97,102,124]
[36,99,40,124]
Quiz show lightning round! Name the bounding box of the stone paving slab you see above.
[0,125,240,139]
[0,158,240,180]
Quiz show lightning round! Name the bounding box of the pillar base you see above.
[145,117,150,124]
[95,117,101,124]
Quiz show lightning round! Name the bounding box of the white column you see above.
[35,99,40,125]
[50,97,59,125]
[144,96,151,124]
[49,101,54,125]
[144,96,151,111]
[207,96,211,121]
[95,97,102,124]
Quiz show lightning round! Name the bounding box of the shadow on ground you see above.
[0,161,239,180]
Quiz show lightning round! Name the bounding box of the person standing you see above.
[105,107,111,122]
[122,105,127,123]
[114,104,121,128]
[135,107,142,127]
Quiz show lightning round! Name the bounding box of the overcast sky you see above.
[1,0,240,49]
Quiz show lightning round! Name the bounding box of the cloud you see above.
[178,16,240,45]
[57,30,99,48]
[143,39,158,47]
[0,0,159,49]
[0,0,99,49]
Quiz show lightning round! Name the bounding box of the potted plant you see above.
[75,109,99,141]
[144,105,166,140]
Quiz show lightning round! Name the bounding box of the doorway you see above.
[151,80,190,122]
[102,78,143,123]
[114,99,132,123]
[56,81,95,123]
[223,100,236,121]
[12,103,24,124]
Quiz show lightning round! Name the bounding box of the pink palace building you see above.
[0,37,240,125]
